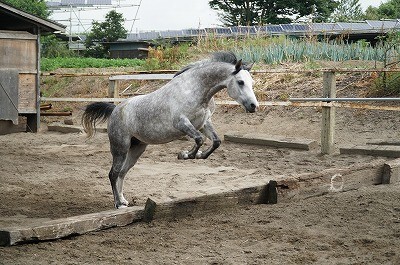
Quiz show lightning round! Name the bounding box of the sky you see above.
[48,0,385,34]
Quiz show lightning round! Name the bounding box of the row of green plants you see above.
[234,38,388,64]
[194,34,400,65]
[42,35,400,71]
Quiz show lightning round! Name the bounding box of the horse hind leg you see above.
[109,138,147,208]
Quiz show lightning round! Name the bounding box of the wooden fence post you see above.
[108,80,118,99]
[321,71,336,154]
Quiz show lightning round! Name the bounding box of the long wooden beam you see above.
[109,74,174,81]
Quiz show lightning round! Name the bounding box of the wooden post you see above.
[321,71,336,154]
[108,80,118,99]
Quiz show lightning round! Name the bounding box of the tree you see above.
[1,0,50,19]
[329,0,363,22]
[84,10,127,58]
[364,0,400,20]
[208,0,338,26]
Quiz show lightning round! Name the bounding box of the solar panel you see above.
[337,22,372,31]
[46,1,61,6]
[280,24,293,31]
[87,0,112,5]
[230,26,257,35]
[125,33,139,41]
[366,20,400,30]
[61,0,85,5]
[139,31,160,41]
[181,29,206,37]
[264,25,283,33]
[159,30,184,38]
[293,24,310,31]
[310,23,341,32]
[55,0,111,6]
[78,34,87,41]
[205,27,232,35]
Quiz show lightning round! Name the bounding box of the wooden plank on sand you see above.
[143,179,278,222]
[340,145,400,158]
[224,132,317,150]
[0,206,144,246]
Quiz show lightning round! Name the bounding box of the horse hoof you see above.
[115,199,129,209]
[195,151,203,159]
[178,151,189,160]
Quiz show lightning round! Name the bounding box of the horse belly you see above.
[130,112,184,144]
[133,126,184,144]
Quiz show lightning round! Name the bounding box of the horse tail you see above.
[82,102,116,138]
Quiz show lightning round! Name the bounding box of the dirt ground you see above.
[1,68,400,264]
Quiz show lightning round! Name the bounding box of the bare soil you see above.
[1,66,400,264]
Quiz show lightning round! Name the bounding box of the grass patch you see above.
[369,72,400,96]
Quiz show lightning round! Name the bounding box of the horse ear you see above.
[233,59,242,75]
[244,62,254,71]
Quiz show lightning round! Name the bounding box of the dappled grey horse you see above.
[82,52,258,208]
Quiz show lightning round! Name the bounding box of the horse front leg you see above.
[174,116,204,160]
[198,119,221,159]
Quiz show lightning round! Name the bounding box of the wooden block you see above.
[224,132,317,150]
[0,206,144,246]
[340,145,400,157]
[382,158,400,184]
[257,180,278,204]
[143,180,276,222]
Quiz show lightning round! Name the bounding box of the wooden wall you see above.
[0,31,38,114]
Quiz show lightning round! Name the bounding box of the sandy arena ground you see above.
[1,104,400,264]
[1,65,400,263]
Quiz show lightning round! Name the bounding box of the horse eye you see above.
[237,80,244,86]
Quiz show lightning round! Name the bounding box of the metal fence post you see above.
[321,71,336,154]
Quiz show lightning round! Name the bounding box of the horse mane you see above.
[174,51,239,77]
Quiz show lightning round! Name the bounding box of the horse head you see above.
[227,60,259,113]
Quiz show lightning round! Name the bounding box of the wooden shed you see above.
[0,2,65,134]
[108,41,154,59]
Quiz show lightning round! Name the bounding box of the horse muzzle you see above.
[245,102,258,113]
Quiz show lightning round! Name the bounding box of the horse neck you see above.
[196,63,232,103]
